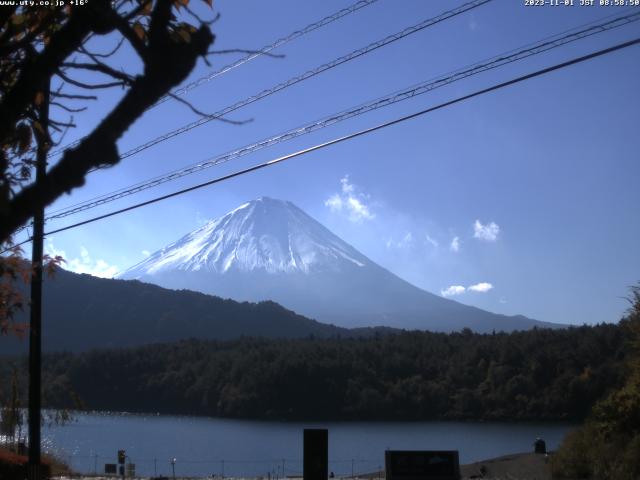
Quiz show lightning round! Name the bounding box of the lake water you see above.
[41,412,573,478]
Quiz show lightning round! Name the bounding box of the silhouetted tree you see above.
[0,0,216,332]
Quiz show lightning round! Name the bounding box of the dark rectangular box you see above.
[304,428,328,480]
[385,450,460,480]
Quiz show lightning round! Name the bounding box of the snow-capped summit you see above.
[120,198,555,332]
[122,197,370,278]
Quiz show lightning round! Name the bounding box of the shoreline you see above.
[39,408,579,426]
[49,452,552,480]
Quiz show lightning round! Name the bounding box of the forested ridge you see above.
[2,269,350,355]
[2,322,631,422]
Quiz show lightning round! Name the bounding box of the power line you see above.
[40,10,640,223]
[45,0,381,159]
[159,0,381,104]
[9,36,635,251]
[83,0,493,167]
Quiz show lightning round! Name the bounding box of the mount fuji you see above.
[119,197,556,332]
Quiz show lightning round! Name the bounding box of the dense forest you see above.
[1,321,632,422]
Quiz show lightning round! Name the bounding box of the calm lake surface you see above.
[41,412,573,477]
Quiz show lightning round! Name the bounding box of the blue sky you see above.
[24,0,640,326]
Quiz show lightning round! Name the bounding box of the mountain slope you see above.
[120,197,558,332]
[2,268,348,355]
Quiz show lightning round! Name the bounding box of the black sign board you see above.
[104,463,117,474]
[303,428,328,480]
[385,451,460,480]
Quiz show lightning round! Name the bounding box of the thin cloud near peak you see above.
[325,175,374,223]
[469,282,494,293]
[441,282,494,297]
[441,285,466,297]
[450,236,460,252]
[473,220,500,242]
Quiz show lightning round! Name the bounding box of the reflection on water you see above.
[42,411,573,477]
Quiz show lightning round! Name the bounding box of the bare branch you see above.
[50,102,88,113]
[112,16,148,60]
[167,93,253,125]
[0,0,115,140]
[50,119,76,129]
[207,49,285,59]
[80,37,125,58]
[0,3,215,243]
[56,70,127,90]
[183,4,218,27]
[61,62,134,84]
[52,92,98,101]
[50,121,74,148]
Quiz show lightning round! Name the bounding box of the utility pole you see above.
[28,79,49,480]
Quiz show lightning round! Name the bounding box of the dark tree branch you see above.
[207,49,284,58]
[50,118,76,129]
[52,92,98,101]
[56,70,127,90]
[81,37,125,59]
[124,0,151,21]
[167,92,252,125]
[60,62,134,84]
[0,0,214,243]
[183,4,218,27]
[50,102,87,113]
[112,15,148,60]
[0,0,115,141]
[148,0,173,48]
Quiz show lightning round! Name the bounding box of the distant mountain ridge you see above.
[2,268,352,355]
[120,197,560,332]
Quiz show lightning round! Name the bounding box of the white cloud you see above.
[450,236,460,252]
[340,176,354,194]
[346,196,373,221]
[473,220,500,242]
[44,239,66,259]
[142,250,151,257]
[425,233,439,248]
[441,285,466,297]
[324,194,343,212]
[468,282,494,293]
[325,175,374,223]
[386,232,414,250]
[45,240,119,278]
[441,281,494,297]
